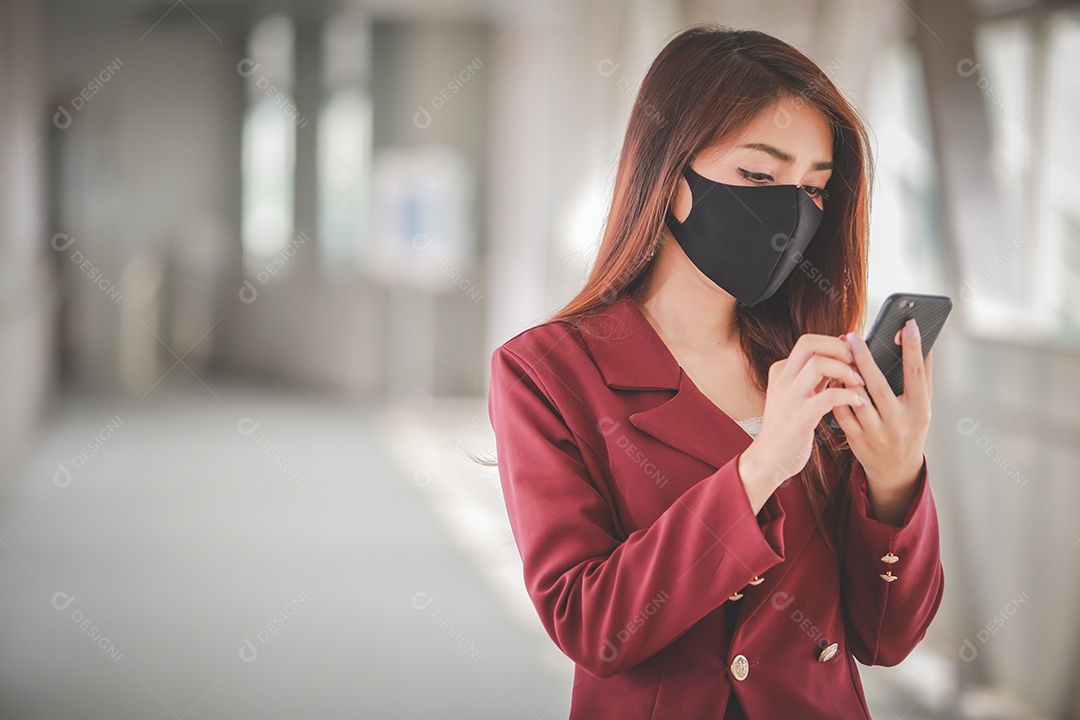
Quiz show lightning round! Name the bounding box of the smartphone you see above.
[825,292,952,430]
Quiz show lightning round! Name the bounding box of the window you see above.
[1039,10,1080,330]
[865,42,947,314]
[318,8,373,276]
[241,15,297,279]
[959,8,1080,340]
[968,17,1037,329]
[868,10,1080,343]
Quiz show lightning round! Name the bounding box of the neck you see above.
[634,230,741,352]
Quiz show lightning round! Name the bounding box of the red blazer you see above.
[487,291,944,719]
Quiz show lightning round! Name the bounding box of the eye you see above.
[738,167,773,184]
[799,185,830,202]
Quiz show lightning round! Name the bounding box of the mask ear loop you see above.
[652,164,693,263]
[665,163,699,230]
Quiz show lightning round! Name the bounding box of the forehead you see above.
[713,96,833,163]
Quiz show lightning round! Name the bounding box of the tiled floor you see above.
[0,373,986,718]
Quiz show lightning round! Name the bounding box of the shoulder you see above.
[490,292,656,397]
[490,306,607,379]
[494,290,643,355]
[495,316,577,363]
[488,302,632,421]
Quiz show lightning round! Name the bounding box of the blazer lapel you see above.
[629,373,755,470]
[580,291,821,632]
[578,291,755,469]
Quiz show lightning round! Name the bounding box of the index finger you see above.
[787,334,855,378]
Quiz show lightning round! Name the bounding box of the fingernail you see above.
[854,395,865,406]
[905,318,919,338]
[853,371,865,385]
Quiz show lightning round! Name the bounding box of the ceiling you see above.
[43,0,570,22]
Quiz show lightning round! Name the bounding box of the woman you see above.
[485,24,943,719]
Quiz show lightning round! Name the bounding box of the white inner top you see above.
[734,415,763,439]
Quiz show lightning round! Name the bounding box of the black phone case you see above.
[825,292,952,430]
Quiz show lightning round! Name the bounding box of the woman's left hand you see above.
[831,318,933,526]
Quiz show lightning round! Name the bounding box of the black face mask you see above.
[663,164,825,307]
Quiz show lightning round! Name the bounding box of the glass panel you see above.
[318,90,372,274]
[318,8,373,276]
[1042,10,1080,330]
[971,18,1034,317]
[242,101,295,261]
[241,15,297,279]
[864,41,946,318]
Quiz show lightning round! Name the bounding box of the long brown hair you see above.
[480,25,874,553]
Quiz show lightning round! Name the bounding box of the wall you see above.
[219,17,492,400]
[0,0,52,482]
[44,6,242,396]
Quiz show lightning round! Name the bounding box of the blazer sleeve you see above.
[841,453,945,666]
[488,345,787,678]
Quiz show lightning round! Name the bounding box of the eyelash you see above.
[738,167,830,201]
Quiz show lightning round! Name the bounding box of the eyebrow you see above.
[740,142,834,171]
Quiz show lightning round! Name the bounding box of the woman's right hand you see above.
[737,334,866,514]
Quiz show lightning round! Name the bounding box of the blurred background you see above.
[0,0,1078,717]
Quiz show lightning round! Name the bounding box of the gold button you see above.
[818,642,838,662]
[881,552,899,564]
[880,570,898,582]
[747,575,764,586]
[728,591,744,601]
[730,654,749,681]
